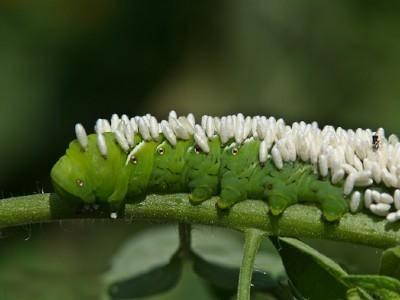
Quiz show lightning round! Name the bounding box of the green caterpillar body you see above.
[51,132,348,221]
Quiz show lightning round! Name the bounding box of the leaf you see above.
[343,275,400,299]
[145,262,219,300]
[380,246,400,279]
[192,251,278,292]
[103,225,181,299]
[190,227,286,292]
[108,255,182,299]
[271,237,349,300]
[346,287,374,300]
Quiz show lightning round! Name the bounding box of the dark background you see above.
[0,1,399,299]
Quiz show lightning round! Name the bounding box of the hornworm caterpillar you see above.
[51,111,400,222]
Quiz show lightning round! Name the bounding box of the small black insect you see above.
[372,134,380,151]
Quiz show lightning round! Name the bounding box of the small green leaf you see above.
[346,287,374,300]
[271,237,348,300]
[108,255,182,299]
[343,275,400,299]
[192,227,285,276]
[191,227,286,293]
[192,250,278,292]
[104,225,181,298]
[380,246,400,279]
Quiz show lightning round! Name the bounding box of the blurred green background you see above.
[0,1,399,299]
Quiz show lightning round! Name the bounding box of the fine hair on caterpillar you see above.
[51,111,400,223]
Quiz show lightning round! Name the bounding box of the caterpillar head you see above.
[51,152,95,203]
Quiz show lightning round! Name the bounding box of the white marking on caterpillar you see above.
[318,154,328,177]
[194,125,210,153]
[256,119,266,140]
[259,140,268,163]
[371,162,382,183]
[168,110,177,122]
[353,171,373,187]
[111,114,120,131]
[206,117,214,138]
[386,212,398,223]
[179,116,194,134]
[371,190,381,203]
[343,173,356,195]
[234,120,244,144]
[394,189,400,210]
[251,116,259,138]
[271,145,283,169]
[379,193,393,204]
[161,120,177,146]
[276,140,289,162]
[370,203,390,216]
[219,117,230,144]
[213,117,221,133]
[350,191,361,213]
[138,118,151,141]
[382,168,397,187]
[114,130,130,152]
[332,169,345,184]
[95,119,104,134]
[201,115,208,130]
[169,117,190,140]
[102,119,112,132]
[342,163,357,175]
[75,123,88,151]
[287,137,297,162]
[226,115,234,139]
[364,189,372,208]
[389,134,399,145]
[97,133,108,157]
[149,116,160,140]
[110,212,118,219]
[121,114,130,126]
[123,121,135,147]
[130,118,138,133]
[143,114,151,127]
[243,116,252,140]
[187,113,195,128]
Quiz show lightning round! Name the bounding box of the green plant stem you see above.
[178,223,192,258]
[237,229,265,300]
[1,193,400,248]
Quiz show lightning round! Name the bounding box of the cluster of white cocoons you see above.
[74,111,400,222]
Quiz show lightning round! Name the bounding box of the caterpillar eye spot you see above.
[231,147,239,156]
[76,179,84,187]
[130,155,138,164]
[157,147,165,155]
[194,145,201,154]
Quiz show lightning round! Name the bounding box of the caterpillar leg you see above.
[302,181,348,222]
[190,186,214,203]
[265,182,298,216]
[106,173,129,214]
[317,187,348,221]
[218,174,247,209]
[188,176,218,204]
[218,186,245,209]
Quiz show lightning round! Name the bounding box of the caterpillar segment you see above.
[51,111,400,222]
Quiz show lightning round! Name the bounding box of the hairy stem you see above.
[0,193,400,249]
[237,229,266,300]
